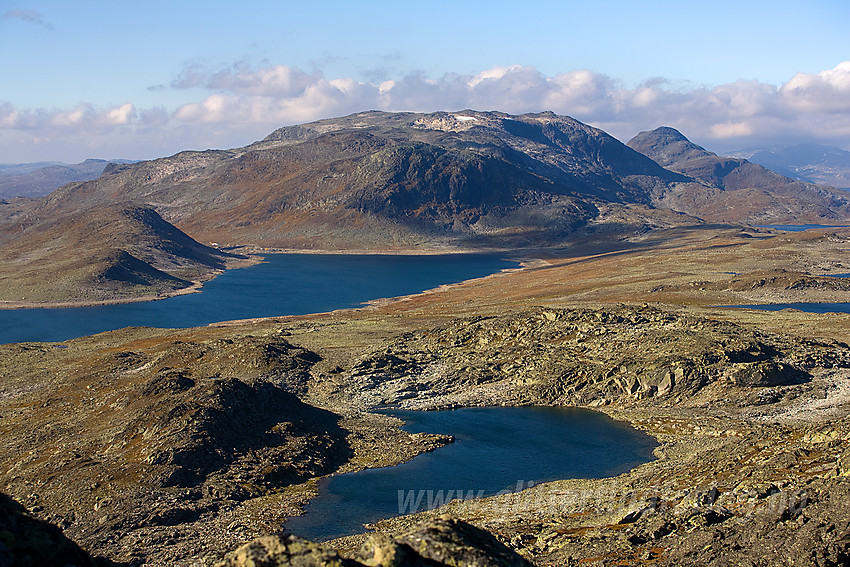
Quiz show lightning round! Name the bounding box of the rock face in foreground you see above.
[217,516,532,567]
[0,492,103,567]
[520,416,850,567]
[0,331,351,565]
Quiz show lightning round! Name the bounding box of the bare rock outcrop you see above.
[217,516,532,567]
[342,305,847,409]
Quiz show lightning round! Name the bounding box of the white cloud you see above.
[165,61,850,151]
[467,65,524,88]
[139,107,170,127]
[780,62,850,113]
[207,64,321,98]
[170,64,208,89]
[174,74,381,126]
[709,122,755,138]
[4,61,850,163]
[172,62,322,98]
[49,104,92,127]
[106,103,135,125]
[0,103,20,128]
[42,103,137,130]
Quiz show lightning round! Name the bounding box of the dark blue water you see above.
[0,254,518,344]
[723,275,850,314]
[728,303,850,314]
[756,224,849,231]
[284,406,657,541]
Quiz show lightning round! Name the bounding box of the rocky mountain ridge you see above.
[728,143,850,189]
[36,111,695,251]
[4,111,850,305]
[628,127,850,224]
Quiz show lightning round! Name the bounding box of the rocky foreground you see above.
[1,226,850,566]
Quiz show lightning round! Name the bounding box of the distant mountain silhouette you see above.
[727,144,850,189]
[0,159,135,199]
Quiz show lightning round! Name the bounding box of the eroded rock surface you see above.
[0,332,351,564]
[216,516,532,567]
[0,492,106,567]
[341,305,848,409]
[2,300,850,566]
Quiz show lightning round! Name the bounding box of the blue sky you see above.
[2,0,849,162]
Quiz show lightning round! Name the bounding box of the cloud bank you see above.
[3,61,850,162]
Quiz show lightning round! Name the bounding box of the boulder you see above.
[389,515,532,567]
[727,361,807,387]
[219,516,532,567]
[216,535,357,567]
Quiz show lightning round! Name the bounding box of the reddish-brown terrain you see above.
[1,112,850,566]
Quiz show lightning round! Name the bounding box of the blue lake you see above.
[723,275,850,314]
[729,303,850,314]
[284,406,658,541]
[756,224,850,231]
[0,254,518,344]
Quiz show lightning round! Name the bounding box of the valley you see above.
[2,223,850,566]
[1,112,849,566]
[4,110,850,307]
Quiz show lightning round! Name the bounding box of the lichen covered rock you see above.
[218,516,532,567]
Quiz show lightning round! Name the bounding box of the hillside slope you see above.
[730,143,850,189]
[629,127,850,224]
[35,111,697,250]
[0,204,241,303]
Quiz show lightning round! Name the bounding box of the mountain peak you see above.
[627,127,714,167]
[627,124,850,223]
[640,126,690,142]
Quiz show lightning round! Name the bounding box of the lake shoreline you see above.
[204,258,542,330]
[0,254,264,311]
[0,253,528,344]
[0,278,208,310]
[2,225,849,565]
[0,248,532,311]
[285,406,658,541]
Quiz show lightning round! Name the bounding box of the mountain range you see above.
[0,158,135,200]
[727,143,850,189]
[627,127,850,223]
[3,110,850,303]
[31,111,695,249]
